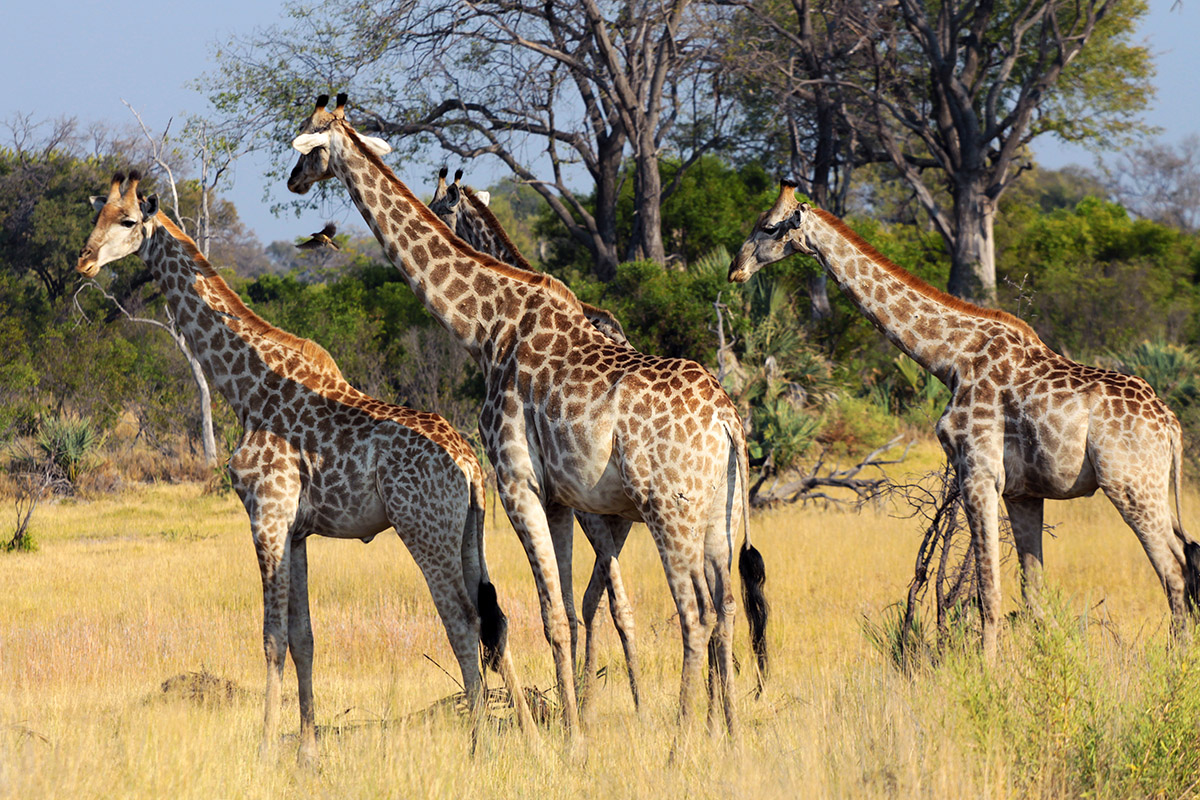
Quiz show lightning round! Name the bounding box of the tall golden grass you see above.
[3,439,1199,798]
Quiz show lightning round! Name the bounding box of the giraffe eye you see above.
[762,221,780,235]
[120,219,137,228]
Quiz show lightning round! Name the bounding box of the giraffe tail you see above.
[726,417,769,692]
[1168,421,1200,616]
[468,467,509,671]
[477,580,508,672]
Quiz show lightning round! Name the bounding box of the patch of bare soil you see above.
[154,669,248,706]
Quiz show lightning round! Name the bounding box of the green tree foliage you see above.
[570,259,728,362]
[540,155,778,273]
[239,263,483,431]
[997,196,1200,355]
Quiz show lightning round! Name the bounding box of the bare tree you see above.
[846,0,1154,305]
[75,102,259,470]
[74,281,218,469]
[718,0,888,318]
[1105,135,1200,233]
[207,0,739,279]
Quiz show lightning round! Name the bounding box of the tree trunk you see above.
[190,350,218,470]
[946,192,997,307]
[592,135,624,281]
[173,329,218,469]
[631,134,666,264]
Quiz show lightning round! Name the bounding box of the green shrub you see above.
[818,394,901,458]
[32,414,104,486]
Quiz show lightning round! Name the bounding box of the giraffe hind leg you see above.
[1104,481,1190,638]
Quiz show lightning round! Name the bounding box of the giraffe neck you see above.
[141,216,345,420]
[458,190,526,268]
[328,127,589,367]
[807,210,1036,382]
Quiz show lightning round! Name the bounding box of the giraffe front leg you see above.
[960,472,1003,663]
[1005,496,1045,616]
[231,439,302,761]
[288,536,317,766]
[249,515,292,760]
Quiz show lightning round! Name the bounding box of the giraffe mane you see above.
[813,209,1038,341]
[461,186,531,269]
[154,213,344,377]
[340,125,585,316]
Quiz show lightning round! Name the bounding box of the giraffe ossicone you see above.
[732,181,1200,660]
[286,92,769,742]
[78,169,535,763]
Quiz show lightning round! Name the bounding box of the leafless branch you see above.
[749,434,911,508]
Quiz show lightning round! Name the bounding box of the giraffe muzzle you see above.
[77,249,100,277]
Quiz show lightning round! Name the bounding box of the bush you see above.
[818,394,902,459]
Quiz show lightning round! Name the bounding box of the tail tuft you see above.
[478,580,508,671]
[739,543,769,691]
[1184,540,1200,617]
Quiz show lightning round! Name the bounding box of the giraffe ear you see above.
[89,196,107,213]
[784,202,811,230]
[359,135,392,157]
[291,132,330,154]
[140,194,159,219]
[474,190,491,207]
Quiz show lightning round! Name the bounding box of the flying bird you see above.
[296,222,339,250]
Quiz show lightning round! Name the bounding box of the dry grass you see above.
[2,439,1198,798]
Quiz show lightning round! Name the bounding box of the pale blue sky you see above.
[8,1,1199,247]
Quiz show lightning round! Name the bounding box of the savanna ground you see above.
[4,439,1200,799]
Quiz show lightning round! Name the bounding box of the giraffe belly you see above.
[1002,440,1099,500]
[546,453,641,520]
[301,489,392,540]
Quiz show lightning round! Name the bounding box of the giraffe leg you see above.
[578,553,606,711]
[1102,478,1190,640]
[646,517,713,727]
[1005,497,1045,615]
[601,519,639,709]
[394,514,486,737]
[495,476,581,742]
[577,513,639,711]
[602,547,640,709]
[547,504,580,666]
[704,577,736,741]
[959,470,1004,663]
[704,481,739,740]
[232,438,304,760]
[246,510,296,759]
[287,536,317,765]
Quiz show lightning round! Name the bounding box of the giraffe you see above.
[430,167,631,347]
[286,94,768,742]
[730,181,1200,660]
[77,171,534,763]
[428,166,642,709]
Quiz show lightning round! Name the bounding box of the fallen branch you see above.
[750,434,912,509]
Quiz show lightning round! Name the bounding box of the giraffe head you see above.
[428,167,463,227]
[429,168,492,230]
[287,93,393,194]
[729,180,815,283]
[78,171,159,277]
